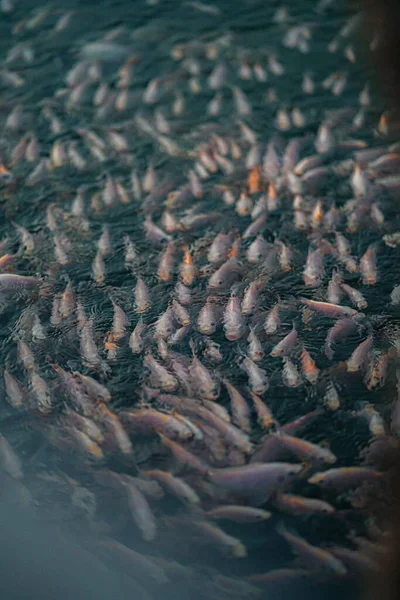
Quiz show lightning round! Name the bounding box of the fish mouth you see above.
[208,283,222,290]
[224,331,242,341]
[253,386,268,395]
[200,326,216,335]
[164,382,178,392]
[201,387,220,400]
[270,350,281,357]
[135,303,150,313]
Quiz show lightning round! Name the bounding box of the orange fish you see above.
[267,183,279,210]
[104,332,118,360]
[227,235,241,259]
[300,346,319,384]
[0,164,11,177]
[179,245,196,285]
[248,166,261,194]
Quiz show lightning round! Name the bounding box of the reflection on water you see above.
[0,0,398,598]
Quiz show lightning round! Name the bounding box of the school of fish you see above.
[0,0,399,598]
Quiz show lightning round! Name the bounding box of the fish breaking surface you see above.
[0,0,399,598]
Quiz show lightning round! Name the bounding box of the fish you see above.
[246,235,268,263]
[347,336,373,372]
[205,505,271,523]
[0,434,23,479]
[274,431,337,465]
[188,340,220,400]
[223,294,246,341]
[0,274,40,294]
[300,346,319,384]
[270,323,298,357]
[209,462,302,498]
[143,353,178,392]
[121,409,196,441]
[129,320,146,354]
[223,379,251,433]
[277,524,347,575]
[239,356,269,395]
[29,371,52,414]
[172,299,190,327]
[154,307,176,339]
[273,493,335,515]
[134,278,151,313]
[308,467,383,491]
[121,478,157,542]
[282,358,303,388]
[207,233,234,265]
[179,246,197,285]
[73,372,111,403]
[4,370,24,409]
[208,258,242,290]
[360,245,378,285]
[264,303,280,335]
[247,328,264,362]
[248,568,309,586]
[97,539,168,584]
[303,248,324,287]
[189,520,247,557]
[325,317,358,359]
[158,433,210,475]
[80,319,103,369]
[241,280,264,315]
[300,298,358,318]
[64,408,104,444]
[365,351,388,391]
[141,469,200,505]
[249,392,275,430]
[340,283,367,310]
[111,300,129,341]
[197,296,219,335]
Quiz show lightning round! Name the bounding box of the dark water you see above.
[0,0,398,599]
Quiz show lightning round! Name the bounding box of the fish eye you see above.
[249,382,254,389]
[200,387,206,394]
[218,279,223,285]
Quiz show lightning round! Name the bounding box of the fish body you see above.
[308,467,383,491]
[209,462,302,498]
[239,356,269,395]
[270,324,298,357]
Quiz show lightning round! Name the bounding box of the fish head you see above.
[342,306,358,317]
[164,376,178,392]
[308,472,328,486]
[248,380,269,395]
[286,464,304,479]
[199,382,220,400]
